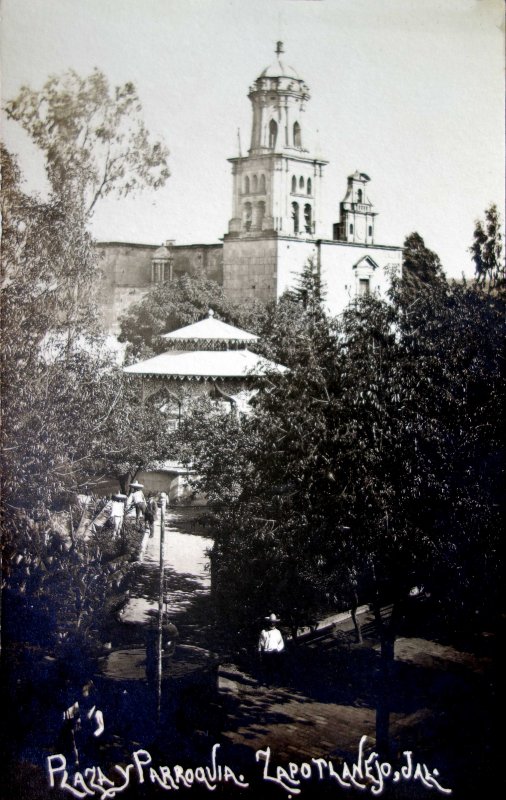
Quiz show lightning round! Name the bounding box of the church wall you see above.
[97,242,223,287]
[99,287,152,335]
[276,238,319,297]
[95,241,223,333]
[95,237,401,334]
[319,241,403,316]
[222,237,278,304]
[274,238,402,315]
[97,243,156,288]
[171,245,223,284]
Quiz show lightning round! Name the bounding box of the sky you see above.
[1,0,504,278]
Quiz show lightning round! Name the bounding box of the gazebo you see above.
[124,309,287,422]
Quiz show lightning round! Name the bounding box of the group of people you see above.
[95,482,160,538]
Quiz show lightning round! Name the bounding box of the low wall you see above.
[91,470,206,505]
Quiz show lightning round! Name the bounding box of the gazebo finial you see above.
[207,309,215,318]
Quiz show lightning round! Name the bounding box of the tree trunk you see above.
[119,471,132,495]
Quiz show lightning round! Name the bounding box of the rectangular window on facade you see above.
[358,278,370,296]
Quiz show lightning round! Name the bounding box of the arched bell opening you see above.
[293,121,301,147]
[292,201,300,234]
[269,119,278,149]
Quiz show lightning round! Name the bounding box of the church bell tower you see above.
[226,42,327,239]
[333,171,377,245]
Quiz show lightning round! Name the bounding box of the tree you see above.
[470,203,505,292]
[253,259,329,368]
[175,268,341,638]
[91,372,177,494]
[287,256,326,311]
[2,148,98,508]
[2,68,171,511]
[1,75,175,783]
[2,506,142,656]
[179,265,504,752]
[5,69,169,216]
[0,145,99,357]
[323,280,504,750]
[118,271,267,359]
[119,273,236,358]
[402,232,445,294]
[1,146,104,509]
[1,342,177,510]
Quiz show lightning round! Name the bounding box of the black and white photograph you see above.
[1,1,504,798]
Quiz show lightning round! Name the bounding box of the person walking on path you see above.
[144,493,158,538]
[110,492,127,537]
[258,613,285,683]
[126,481,147,529]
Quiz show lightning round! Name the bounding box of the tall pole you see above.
[157,491,168,720]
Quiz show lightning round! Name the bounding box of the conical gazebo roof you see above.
[124,310,286,381]
[162,309,258,344]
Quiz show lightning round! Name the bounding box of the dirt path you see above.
[118,506,212,643]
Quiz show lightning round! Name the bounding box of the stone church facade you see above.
[96,241,223,334]
[97,43,401,334]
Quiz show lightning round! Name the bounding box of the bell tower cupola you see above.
[248,41,310,155]
[226,43,327,240]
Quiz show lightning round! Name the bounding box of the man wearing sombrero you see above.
[258,613,285,682]
[126,481,147,528]
[110,492,127,537]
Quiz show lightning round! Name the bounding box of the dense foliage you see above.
[1,146,173,511]
[401,231,445,294]
[1,72,173,682]
[176,261,505,646]
[118,271,267,359]
[2,505,143,655]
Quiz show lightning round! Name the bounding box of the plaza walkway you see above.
[110,506,498,797]
[117,505,213,647]
[215,612,498,798]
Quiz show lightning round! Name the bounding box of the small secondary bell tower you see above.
[226,42,327,239]
[333,171,377,245]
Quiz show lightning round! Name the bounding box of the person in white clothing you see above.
[126,481,146,528]
[258,613,285,682]
[110,493,127,537]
